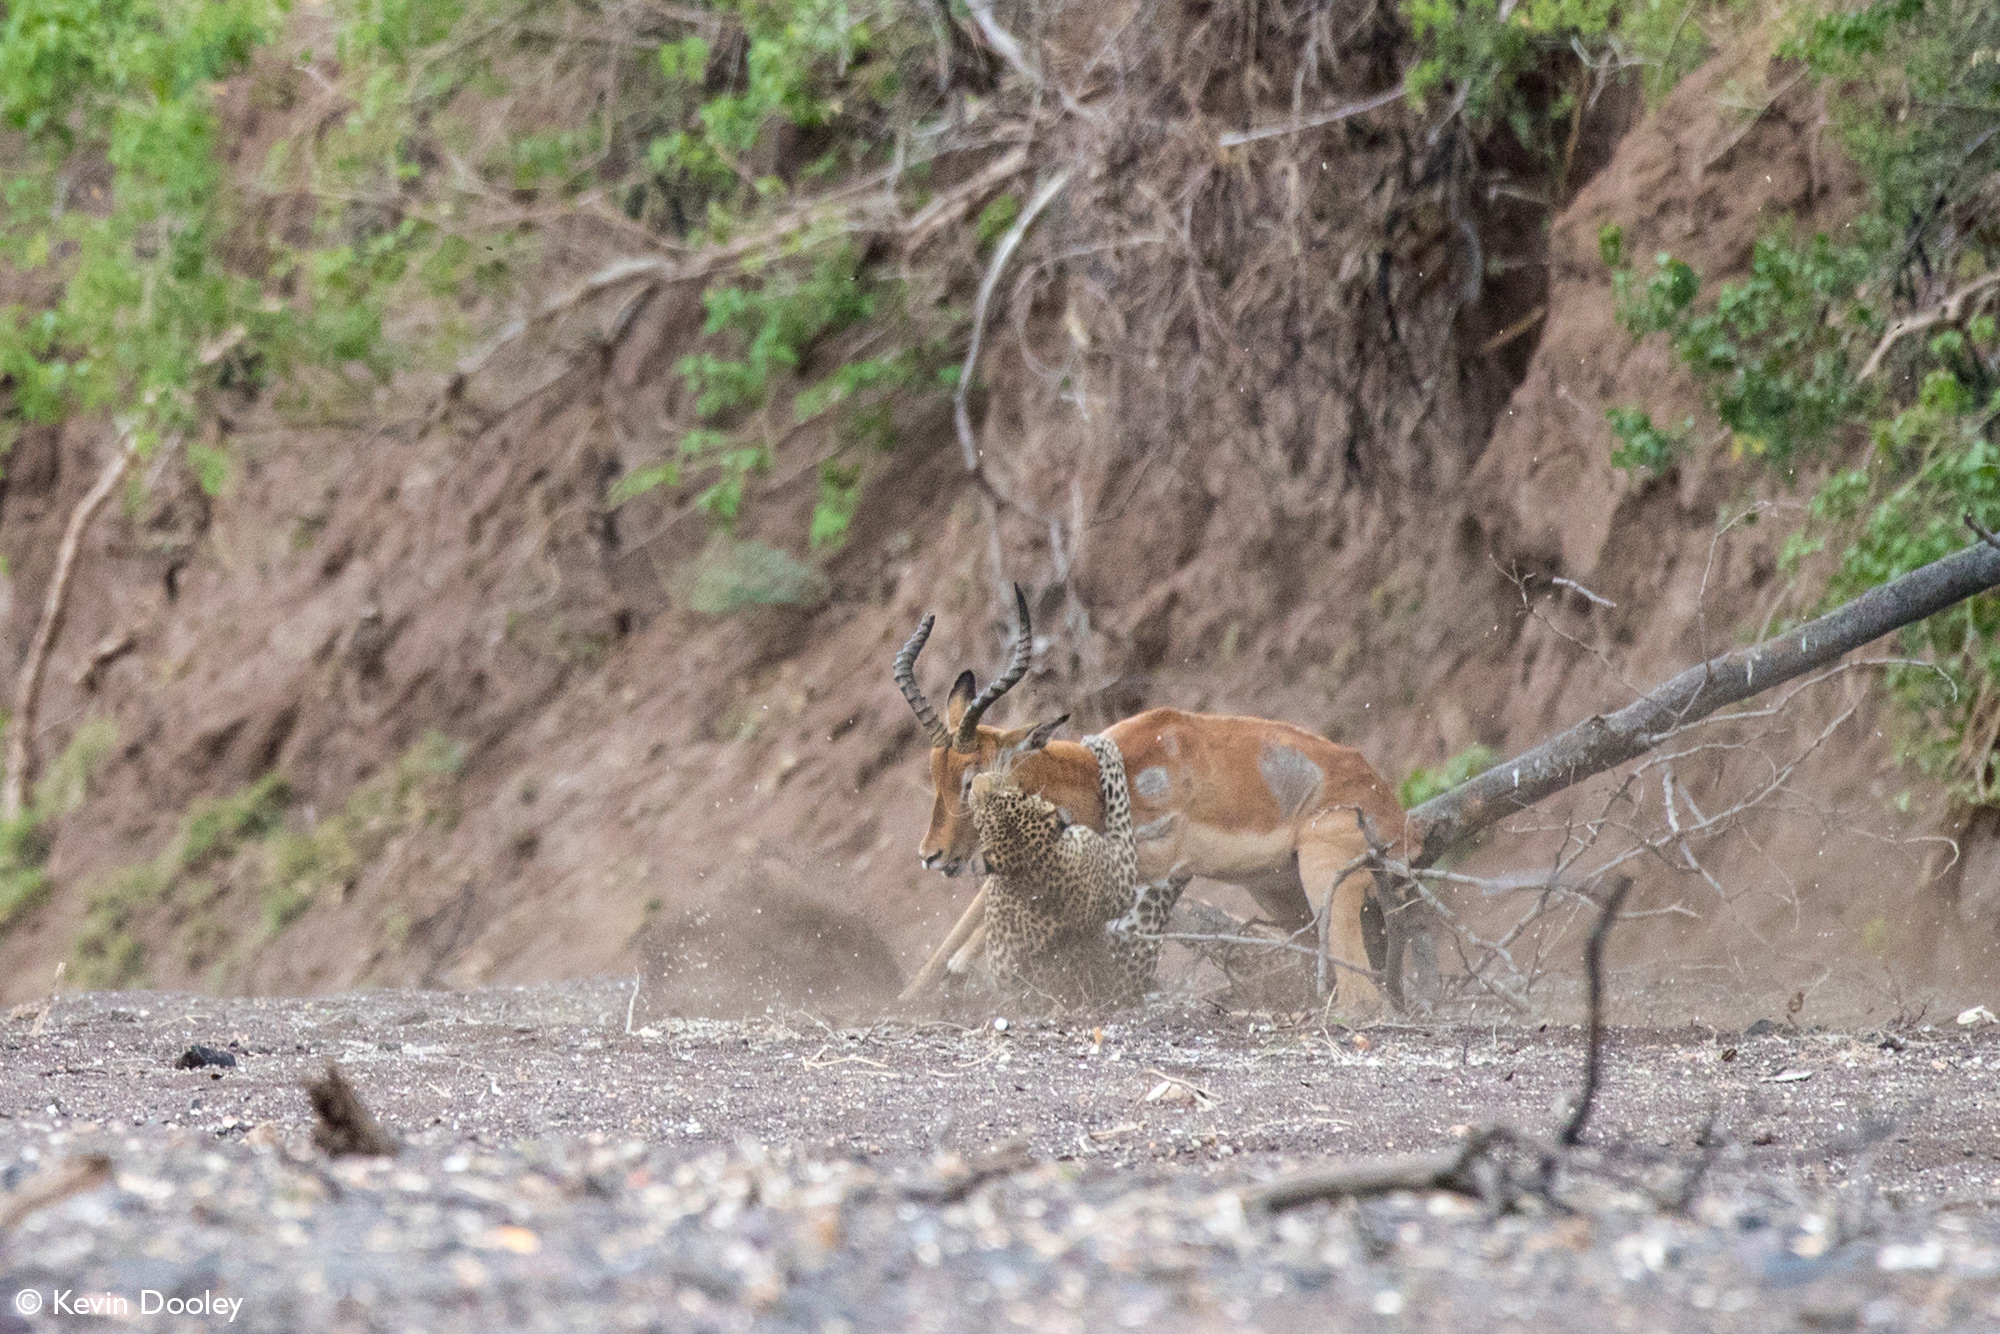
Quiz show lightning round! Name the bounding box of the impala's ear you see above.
[993,714,1067,769]
[945,670,978,732]
[1019,714,1069,754]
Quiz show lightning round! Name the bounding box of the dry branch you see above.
[1254,864,1639,1214]
[1217,85,1405,148]
[964,0,1042,90]
[1405,532,2000,868]
[3,431,139,823]
[1858,271,2000,382]
[955,170,1072,472]
[1561,876,1632,1147]
[1249,1125,1549,1212]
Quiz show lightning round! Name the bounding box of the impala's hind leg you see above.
[1298,826,1386,1018]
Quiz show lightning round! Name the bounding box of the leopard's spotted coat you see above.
[969,734,1176,1010]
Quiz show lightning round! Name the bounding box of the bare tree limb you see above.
[1217,85,1405,148]
[903,147,1030,253]
[3,431,138,823]
[1248,1125,1547,1212]
[955,170,1072,472]
[1858,272,2000,383]
[1552,576,1617,609]
[964,0,1042,90]
[1406,533,2000,867]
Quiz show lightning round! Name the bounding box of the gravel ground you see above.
[5,982,2000,1331]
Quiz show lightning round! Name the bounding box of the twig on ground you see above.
[1254,876,1640,1213]
[1248,1125,1551,1213]
[1561,876,1633,1147]
[0,1153,113,1232]
[307,1063,402,1158]
[903,1137,1035,1204]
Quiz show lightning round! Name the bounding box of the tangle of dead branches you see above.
[331,0,1557,729]
[1249,876,1632,1214]
[1146,528,2000,1021]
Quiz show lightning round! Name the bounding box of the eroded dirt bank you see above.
[0,7,1993,1021]
[5,985,2000,1331]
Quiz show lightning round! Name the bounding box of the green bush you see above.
[1401,0,1717,163]
[1399,744,1501,809]
[1611,234,1880,469]
[72,733,466,986]
[1606,405,1691,478]
[1602,0,2000,801]
[0,0,404,480]
[619,245,923,548]
[676,535,830,615]
[0,719,118,934]
[72,771,287,987]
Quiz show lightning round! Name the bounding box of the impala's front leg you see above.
[1298,826,1387,1018]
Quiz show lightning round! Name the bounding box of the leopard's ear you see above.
[1054,805,1073,829]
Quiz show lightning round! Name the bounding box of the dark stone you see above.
[174,1045,238,1070]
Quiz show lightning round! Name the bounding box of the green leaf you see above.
[605,461,680,506]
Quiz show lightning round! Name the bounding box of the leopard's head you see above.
[968,770,1069,878]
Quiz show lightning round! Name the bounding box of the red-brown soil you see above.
[1,15,1995,1029]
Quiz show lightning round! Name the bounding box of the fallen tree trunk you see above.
[1404,523,2000,868]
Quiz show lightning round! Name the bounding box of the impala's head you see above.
[893,585,1067,877]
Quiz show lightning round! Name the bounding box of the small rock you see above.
[175,1045,237,1070]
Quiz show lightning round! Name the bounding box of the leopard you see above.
[968,733,1171,1011]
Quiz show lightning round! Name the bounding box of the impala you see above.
[894,588,1408,1013]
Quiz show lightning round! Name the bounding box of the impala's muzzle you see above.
[920,850,979,878]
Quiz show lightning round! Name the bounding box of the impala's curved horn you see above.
[894,614,952,748]
[953,584,1033,750]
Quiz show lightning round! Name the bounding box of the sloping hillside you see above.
[0,0,1991,1024]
